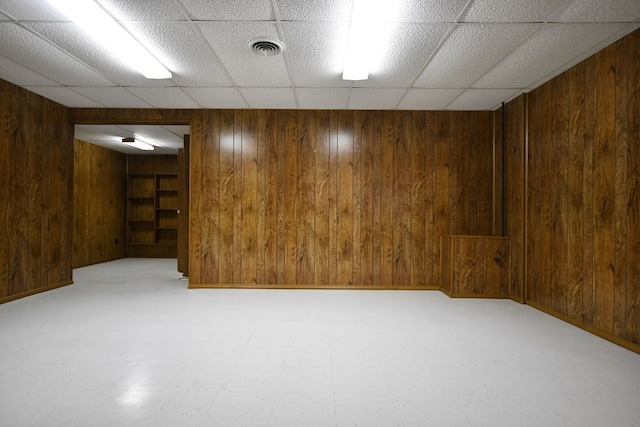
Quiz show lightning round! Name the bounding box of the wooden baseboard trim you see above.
[526,300,640,355]
[0,280,74,305]
[188,284,440,291]
[446,293,510,299]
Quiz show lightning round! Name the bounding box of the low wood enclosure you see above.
[440,235,511,298]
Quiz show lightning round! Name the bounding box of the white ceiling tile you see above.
[356,23,453,88]
[0,12,9,20]
[25,22,169,87]
[281,22,351,87]
[446,88,520,110]
[347,88,406,109]
[198,21,291,87]
[97,0,187,21]
[397,89,464,110]
[127,87,201,108]
[276,0,352,22]
[296,88,350,109]
[462,0,572,23]
[239,88,297,109]
[180,0,274,20]
[399,0,469,22]
[415,24,539,88]
[71,87,152,108]
[550,0,640,23]
[23,86,103,107]
[473,23,626,89]
[183,87,249,108]
[0,55,58,86]
[0,0,67,21]
[122,22,234,87]
[0,23,114,86]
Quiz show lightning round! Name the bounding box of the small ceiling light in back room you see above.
[122,137,154,151]
[342,0,396,81]
[47,0,171,79]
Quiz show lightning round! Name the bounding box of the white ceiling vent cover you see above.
[249,38,285,56]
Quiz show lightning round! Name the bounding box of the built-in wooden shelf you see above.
[126,157,178,258]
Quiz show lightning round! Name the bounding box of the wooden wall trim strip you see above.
[71,108,192,124]
[527,300,640,355]
[0,280,73,305]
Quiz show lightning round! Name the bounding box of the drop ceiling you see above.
[74,124,189,154]
[0,0,639,112]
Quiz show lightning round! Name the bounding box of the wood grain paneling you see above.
[73,139,126,268]
[0,78,73,303]
[189,110,496,289]
[502,97,526,302]
[507,28,640,351]
[439,235,510,298]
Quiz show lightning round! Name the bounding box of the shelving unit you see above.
[126,156,178,258]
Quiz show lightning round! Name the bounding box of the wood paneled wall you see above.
[189,110,495,288]
[440,235,510,298]
[0,78,74,303]
[505,28,640,349]
[73,139,126,268]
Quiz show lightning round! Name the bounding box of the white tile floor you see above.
[1,258,639,427]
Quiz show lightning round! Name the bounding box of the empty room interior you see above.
[1,0,640,426]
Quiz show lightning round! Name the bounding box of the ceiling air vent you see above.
[248,37,285,56]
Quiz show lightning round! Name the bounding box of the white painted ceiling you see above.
[0,0,639,113]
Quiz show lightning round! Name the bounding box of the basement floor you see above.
[1,258,639,426]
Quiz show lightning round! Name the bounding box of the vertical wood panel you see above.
[297,110,315,284]
[613,38,628,338]
[582,55,596,325]
[314,111,330,285]
[264,110,278,284]
[551,73,570,314]
[411,111,426,286]
[360,111,374,285]
[232,110,243,284]
[328,111,338,285]
[371,111,383,285]
[219,110,234,284]
[505,97,526,301]
[256,111,266,284]
[568,64,585,319]
[0,80,9,298]
[393,111,412,285]
[285,111,298,285]
[433,111,450,287]
[241,110,258,284]
[189,111,203,284]
[627,30,640,345]
[352,111,362,286]
[337,111,354,286]
[380,112,394,285]
[593,46,616,334]
[424,112,435,287]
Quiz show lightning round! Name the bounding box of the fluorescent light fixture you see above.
[342,0,392,81]
[122,137,154,151]
[47,0,171,79]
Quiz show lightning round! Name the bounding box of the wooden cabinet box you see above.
[440,235,511,298]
